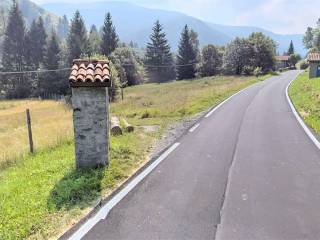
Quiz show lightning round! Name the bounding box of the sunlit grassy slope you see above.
[0,100,73,169]
[289,71,320,135]
[0,75,266,239]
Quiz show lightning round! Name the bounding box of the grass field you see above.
[0,100,73,170]
[289,71,320,135]
[0,75,267,239]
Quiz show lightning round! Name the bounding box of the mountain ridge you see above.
[0,0,306,56]
[41,1,306,55]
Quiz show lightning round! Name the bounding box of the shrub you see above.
[242,65,254,75]
[300,60,309,70]
[253,67,263,77]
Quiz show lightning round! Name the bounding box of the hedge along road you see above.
[70,70,320,240]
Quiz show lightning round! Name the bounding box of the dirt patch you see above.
[141,125,160,133]
[150,111,205,158]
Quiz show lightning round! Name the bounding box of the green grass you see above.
[289,71,320,134]
[0,75,268,239]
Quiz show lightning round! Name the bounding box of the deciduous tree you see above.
[223,37,253,75]
[303,27,314,49]
[110,47,144,86]
[248,32,276,71]
[199,44,222,77]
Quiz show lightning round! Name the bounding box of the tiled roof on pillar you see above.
[307,52,320,62]
[69,59,111,87]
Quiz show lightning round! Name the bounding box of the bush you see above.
[109,62,121,102]
[109,47,145,86]
[83,54,120,102]
[253,67,263,77]
[242,65,254,75]
[300,60,309,70]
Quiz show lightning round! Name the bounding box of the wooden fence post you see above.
[26,109,34,154]
[121,87,124,100]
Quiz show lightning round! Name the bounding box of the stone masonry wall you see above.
[72,87,109,168]
[310,62,318,79]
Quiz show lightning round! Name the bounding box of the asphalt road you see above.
[83,70,320,240]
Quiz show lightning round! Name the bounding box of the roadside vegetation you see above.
[289,71,320,135]
[1,2,277,99]
[0,100,72,170]
[0,75,269,239]
[0,1,279,239]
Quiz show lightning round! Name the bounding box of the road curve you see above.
[82,70,320,240]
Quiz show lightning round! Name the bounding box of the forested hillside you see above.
[0,0,68,58]
[43,1,305,55]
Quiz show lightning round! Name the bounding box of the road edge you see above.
[286,75,320,150]
[60,80,260,240]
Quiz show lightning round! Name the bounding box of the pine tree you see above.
[190,29,200,60]
[57,15,69,39]
[2,0,26,72]
[101,13,118,56]
[40,30,68,94]
[287,40,294,55]
[88,25,101,56]
[1,0,31,98]
[177,25,197,80]
[25,17,47,69]
[145,20,175,83]
[67,10,89,63]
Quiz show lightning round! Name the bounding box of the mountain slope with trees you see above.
[42,0,305,55]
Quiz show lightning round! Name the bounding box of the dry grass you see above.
[0,100,73,169]
[0,76,258,170]
[0,75,266,239]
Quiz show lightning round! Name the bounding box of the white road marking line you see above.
[205,87,250,118]
[69,142,180,240]
[286,77,320,150]
[68,80,258,240]
[189,123,200,133]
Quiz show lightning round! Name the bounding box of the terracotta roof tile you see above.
[94,68,103,76]
[307,52,320,62]
[71,65,79,71]
[95,75,103,82]
[69,59,111,87]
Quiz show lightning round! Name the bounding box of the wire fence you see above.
[0,61,199,75]
[0,61,200,99]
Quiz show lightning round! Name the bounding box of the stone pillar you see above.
[69,59,111,168]
[72,87,109,168]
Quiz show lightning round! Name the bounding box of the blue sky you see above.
[34,0,320,34]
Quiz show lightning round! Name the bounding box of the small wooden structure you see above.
[307,52,320,79]
[275,55,290,69]
[69,59,111,168]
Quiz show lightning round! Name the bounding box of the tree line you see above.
[303,19,320,52]
[0,1,278,99]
